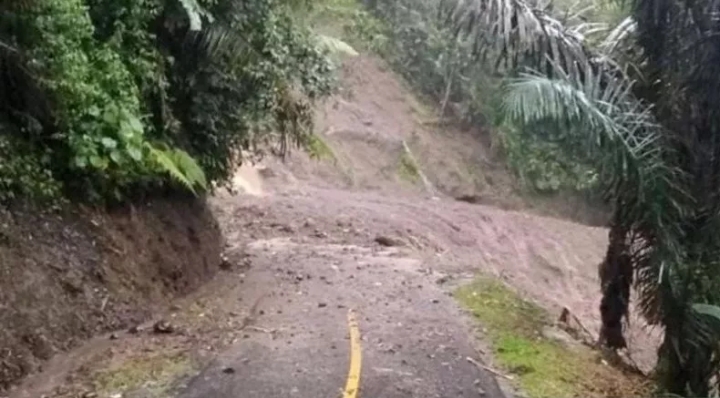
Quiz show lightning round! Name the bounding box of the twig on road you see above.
[466,357,514,381]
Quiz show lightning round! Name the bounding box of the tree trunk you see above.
[598,216,633,349]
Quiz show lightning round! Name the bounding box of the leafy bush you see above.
[0,0,334,203]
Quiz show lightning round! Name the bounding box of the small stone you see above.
[374,235,404,247]
[152,320,174,334]
[219,255,233,270]
[431,299,440,304]
[109,333,119,340]
[222,366,235,374]
[318,302,328,308]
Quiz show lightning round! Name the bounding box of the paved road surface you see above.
[177,237,507,398]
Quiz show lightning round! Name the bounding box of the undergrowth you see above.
[455,277,650,398]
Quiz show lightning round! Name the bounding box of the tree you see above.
[441,0,720,395]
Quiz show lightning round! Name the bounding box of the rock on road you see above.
[176,237,507,398]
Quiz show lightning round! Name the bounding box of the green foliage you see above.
[0,0,334,203]
[441,0,720,395]
[0,134,61,203]
[145,143,208,195]
[397,151,421,183]
[305,134,336,160]
[498,125,599,192]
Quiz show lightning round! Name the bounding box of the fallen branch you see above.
[558,307,595,345]
[246,326,273,334]
[466,357,514,381]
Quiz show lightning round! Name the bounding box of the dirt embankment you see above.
[260,55,610,227]
[0,195,222,391]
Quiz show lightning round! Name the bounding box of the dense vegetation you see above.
[354,0,720,396]
[0,0,335,203]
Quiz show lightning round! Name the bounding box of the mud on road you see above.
[178,236,506,398]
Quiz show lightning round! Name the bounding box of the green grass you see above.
[455,277,649,398]
[306,134,337,161]
[397,151,421,183]
[93,352,195,397]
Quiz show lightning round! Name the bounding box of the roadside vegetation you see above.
[456,277,650,398]
[312,0,720,396]
[0,0,336,205]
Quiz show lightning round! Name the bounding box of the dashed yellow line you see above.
[343,309,362,398]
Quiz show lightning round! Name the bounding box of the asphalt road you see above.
[176,238,508,398]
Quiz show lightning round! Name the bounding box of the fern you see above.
[144,143,208,194]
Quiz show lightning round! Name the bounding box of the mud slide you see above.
[7,54,657,398]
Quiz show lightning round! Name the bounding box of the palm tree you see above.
[441,0,720,395]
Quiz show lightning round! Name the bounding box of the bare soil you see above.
[0,194,222,391]
[219,54,659,375]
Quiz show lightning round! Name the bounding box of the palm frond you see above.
[440,0,590,74]
[501,66,660,172]
[178,0,213,31]
[501,63,689,344]
[599,16,636,55]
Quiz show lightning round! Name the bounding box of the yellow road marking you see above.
[343,309,362,398]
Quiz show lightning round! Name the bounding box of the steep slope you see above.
[231,54,659,372]
[251,55,609,226]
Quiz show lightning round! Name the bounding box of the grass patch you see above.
[455,277,650,398]
[306,134,337,161]
[397,150,421,183]
[92,351,195,397]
